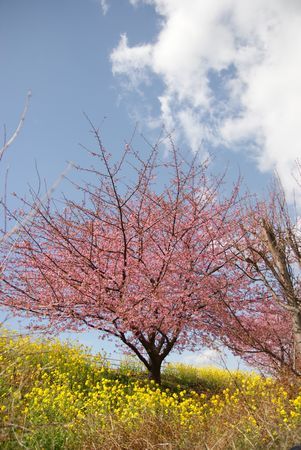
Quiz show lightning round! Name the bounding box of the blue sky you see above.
[1,0,301,369]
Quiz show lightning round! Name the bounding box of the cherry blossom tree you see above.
[217,287,293,375]
[0,125,245,383]
[0,91,33,327]
[224,175,301,376]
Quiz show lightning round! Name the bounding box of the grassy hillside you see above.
[0,329,301,449]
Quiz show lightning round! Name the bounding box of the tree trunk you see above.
[292,310,301,373]
[149,358,162,384]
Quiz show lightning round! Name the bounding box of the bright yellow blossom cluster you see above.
[1,329,301,449]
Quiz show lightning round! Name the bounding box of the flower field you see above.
[1,330,301,449]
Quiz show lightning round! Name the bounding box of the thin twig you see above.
[0,90,32,161]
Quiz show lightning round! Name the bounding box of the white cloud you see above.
[111,34,153,86]
[175,349,222,367]
[100,0,109,15]
[111,0,301,199]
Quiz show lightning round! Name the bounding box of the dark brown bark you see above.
[148,357,162,384]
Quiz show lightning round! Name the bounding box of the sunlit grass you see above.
[0,329,301,449]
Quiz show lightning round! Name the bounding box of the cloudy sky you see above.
[1,0,301,367]
[111,0,301,199]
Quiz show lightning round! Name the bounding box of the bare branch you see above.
[0,90,32,161]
